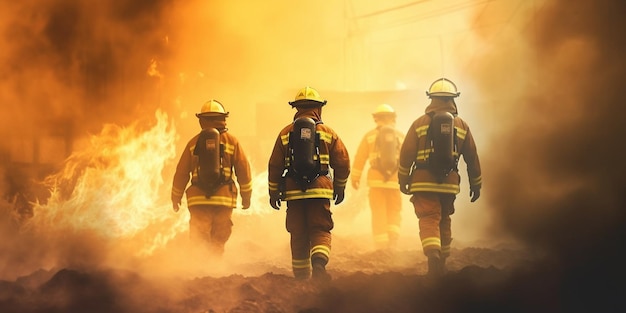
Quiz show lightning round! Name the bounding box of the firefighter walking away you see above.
[268,87,350,282]
[398,78,482,278]
[351,104,405,251]
[171,100,253,261]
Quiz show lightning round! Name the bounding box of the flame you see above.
[147,58,163,78]
[27,110,189,257]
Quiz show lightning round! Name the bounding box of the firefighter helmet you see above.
[426,78,460,98]
[372,104,396,117]
[196,100,229,118]
[289,86,327,107]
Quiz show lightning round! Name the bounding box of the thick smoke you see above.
[470,0,626,307]
[0,0,173,130]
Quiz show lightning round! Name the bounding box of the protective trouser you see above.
[188,205,234,257]
[368,187,402,249]
[410,192,455,258]
[286,198,333,279]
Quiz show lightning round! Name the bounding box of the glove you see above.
[399,175,411,195]
[470,187,481,202]
[333,187,345,205]
[269,190,282,210]
[241,197,251,210]
[171,195,181,213]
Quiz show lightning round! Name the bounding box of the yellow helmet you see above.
[289,86,327,107]
[372,104,396,117]
[196,100,229,118]
[426,78,460,98]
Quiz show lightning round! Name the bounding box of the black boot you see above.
[311,257,331,282]
[426,250,443,278]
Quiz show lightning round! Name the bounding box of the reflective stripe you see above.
[172,186,184,198]
[417,148,433,161]
[292,258,311,269]
[456,127,467,140]
[318,131,332,144]
[187,195,235,207]
[398,165,411,176]
[421,237,441,249]
[415,125,428,137]
[284,188,333,200]
[470,176,482,186]
[223,142,234,154]
[410,182,460,194]
[368,180,399,189]
[281,134,289,146]
[223,167,232,176]
[310,245,330,258]
[268,181,280,191]
[239,181,252,192]
[334,177,348,188]
[441,244,451,257]
[319,154,330,165]
[374,233,388,244]
[387,224,401,235]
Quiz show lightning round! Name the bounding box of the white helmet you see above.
[426,78,460,98]
[196,100,229,118]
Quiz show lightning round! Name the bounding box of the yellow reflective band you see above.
[223,143,234,155]
[281,134,289,146]
[415,125,429,137]
[319,154,329,165]
[187,195,235,207]
[441,244,451,255]
[421,237,441,249]
[318,131,332,143]
[334,177,348,184]
[223,167,232,176]
[268,181,279,188]
[417,148,433,161]
[284,188,334,200]
[292,258,311,269]
[410,182,460,194]
[374,233,389,244]
[471,176,482,186]
[398,165,410,175]
[189,144,196,153]
[387,224,401,235]
[368,180,399,189]
[310,245,330,257]
[366,134,376,144]
[456,127,467,140]
[239,181,252,192]
[171,187,184,198]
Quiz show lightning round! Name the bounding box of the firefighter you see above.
[171,100,253,259]
[398,78,482,277]
[351,104,405,250]
[268,86,350,281]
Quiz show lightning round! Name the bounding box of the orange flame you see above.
[28,110,189,257]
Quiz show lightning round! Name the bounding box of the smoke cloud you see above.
[2,0,623,300]
[468,0,626,306]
